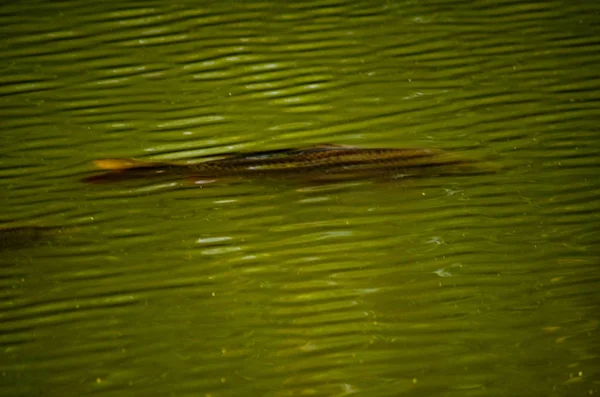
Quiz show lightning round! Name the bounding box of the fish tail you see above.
[92,158,164,171]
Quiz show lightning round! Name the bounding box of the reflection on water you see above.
[1,0,599,396]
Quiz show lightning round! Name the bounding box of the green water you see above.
[1,1,599,396]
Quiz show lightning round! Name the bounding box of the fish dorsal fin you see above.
[210,145,360,162]
[308,144,359,149]
[294,143,360,154]
[213,148,299,161]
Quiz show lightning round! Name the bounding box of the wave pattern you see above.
[1,0,599,396]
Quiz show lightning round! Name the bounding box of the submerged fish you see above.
[85,144,494,184]
[0,225,63,251]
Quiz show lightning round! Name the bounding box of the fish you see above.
[84,144,495,184]
[0,225,64,251]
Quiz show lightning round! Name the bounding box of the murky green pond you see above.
[1,1,599,396]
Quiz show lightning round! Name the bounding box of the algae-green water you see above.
[1,1,599,396]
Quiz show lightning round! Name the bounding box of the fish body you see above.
[87,144,492,183]
[0,225,64,251]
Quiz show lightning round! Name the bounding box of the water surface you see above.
[1,1,599,396]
